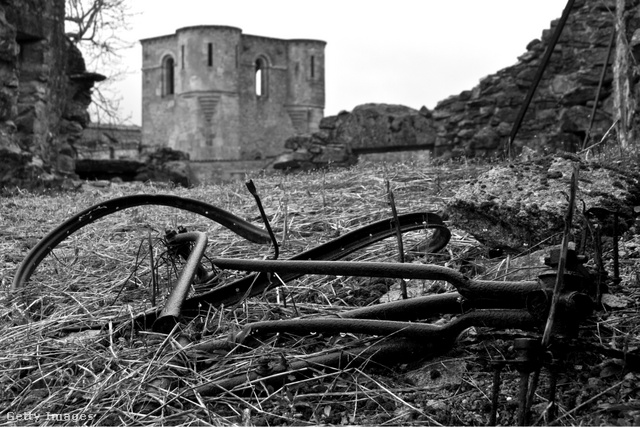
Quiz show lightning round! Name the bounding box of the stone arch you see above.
[254,55,270,98]
[162,54,175,96]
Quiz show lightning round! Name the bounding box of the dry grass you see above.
[0,158,639,426]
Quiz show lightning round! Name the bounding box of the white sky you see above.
[109,1,566,125]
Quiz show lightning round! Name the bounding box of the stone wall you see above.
[0,0,103,189]
[77,123,142,160]
[431,0,640,158]
[276,0,640,170]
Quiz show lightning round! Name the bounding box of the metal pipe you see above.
[236,309,537,344]
[337,292,463,320]
[210,258,540,300]
[153,231,208,333]
[191,310,536,397]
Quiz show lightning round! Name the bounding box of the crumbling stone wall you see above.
[431,0,640,158]
[277,0,640,170]
[274,104,432,170]
[0,0,103,188]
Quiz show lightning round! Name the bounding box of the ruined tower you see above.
[140,26,325,167]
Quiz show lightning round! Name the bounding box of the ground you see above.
[0,153,639,426]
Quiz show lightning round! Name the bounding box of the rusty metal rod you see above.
[210,258,540,300]
[337,292,463,320]
[508,0,575,157]
[153,231,208,333]
[237,309,537,343]
[190,310,536,397]
[582,28,616,150]
[246,179,279,259]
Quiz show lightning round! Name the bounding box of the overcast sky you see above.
[108,1,566,125]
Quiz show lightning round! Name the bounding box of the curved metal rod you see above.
[11,194,272,290]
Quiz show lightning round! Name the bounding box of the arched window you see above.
[255,57,268,98]
[162,55,175,96]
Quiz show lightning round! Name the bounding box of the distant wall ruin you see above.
[277,0,640,170]
[77,123,142,160]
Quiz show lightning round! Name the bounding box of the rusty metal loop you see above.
[11,194,272,291]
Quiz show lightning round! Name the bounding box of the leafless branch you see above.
[65,0,135,123]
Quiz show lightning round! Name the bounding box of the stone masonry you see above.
[276,0,640,170]
[0,0,103,189]
[140,26,325,164]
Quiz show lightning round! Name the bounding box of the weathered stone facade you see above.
[277,0,640,169]
[0,0,103,188]
[140,26,325,163]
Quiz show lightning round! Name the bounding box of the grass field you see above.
[1,158,639,426]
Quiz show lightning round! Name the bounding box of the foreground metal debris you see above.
[9,181,617,425]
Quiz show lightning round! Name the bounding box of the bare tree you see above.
[65,0,135,124]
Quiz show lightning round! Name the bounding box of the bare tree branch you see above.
[65,0,135,124]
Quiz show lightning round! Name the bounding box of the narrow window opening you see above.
[255,58,267,97]
[235,45,239,68]
[207,43,213,67]
[163,56,175,96]
[181,45,184,69]
[310,55,315,78]
[255,67,262,96]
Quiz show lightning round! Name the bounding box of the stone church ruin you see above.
[140,26,325,182]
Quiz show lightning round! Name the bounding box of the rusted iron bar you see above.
[337,292,462,320]
[386,180,407,299]
[508,0,575,157]
[246,179,279,259]
[541,165,578,346]
[236,309,537,343]
[582,28,616,150]
[191,310,536,397]
[209,258,540,301]
[153,231,208,333]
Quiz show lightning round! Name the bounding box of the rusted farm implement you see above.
[9,175,629,425]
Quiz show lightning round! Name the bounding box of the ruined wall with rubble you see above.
[0,0,102,188]
[276,0,640,170]
[430,0,640,158]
